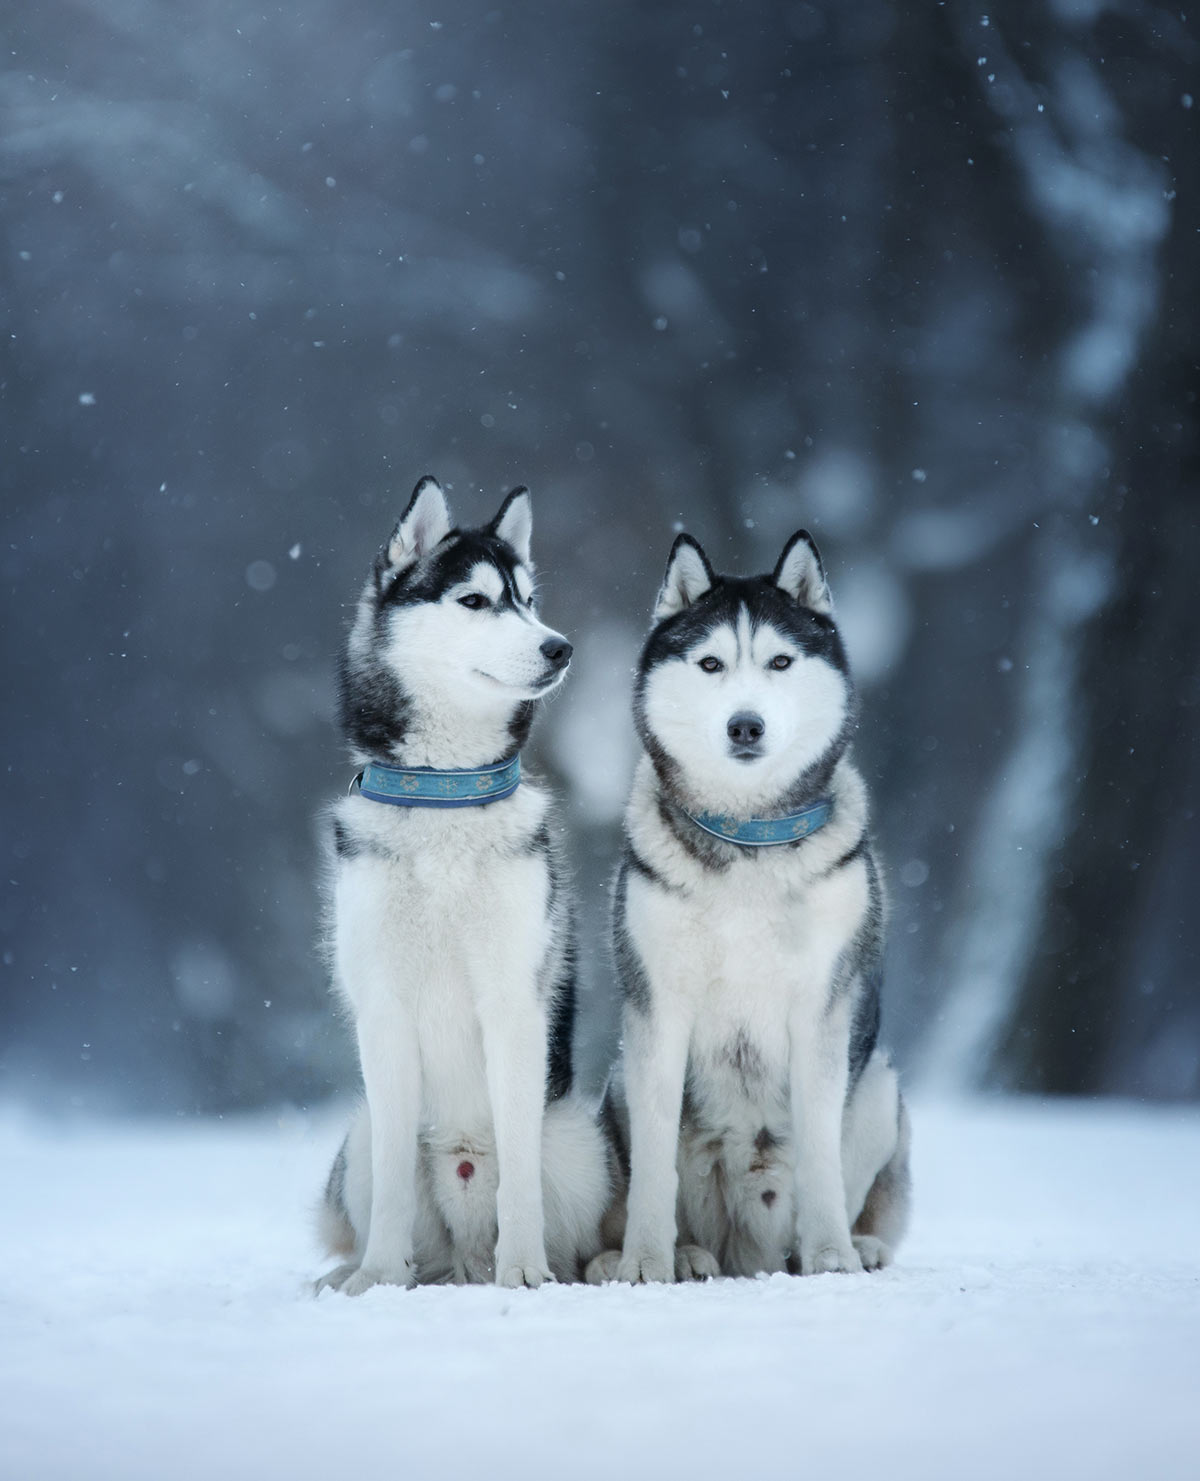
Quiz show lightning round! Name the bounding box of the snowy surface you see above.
[2,1096,1198,1481]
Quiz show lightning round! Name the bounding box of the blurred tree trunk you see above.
[918,0,1183,1094]
[995,17,1200,1093]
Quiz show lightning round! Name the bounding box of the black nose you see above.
[727,711,765,746]
[540,636,573,669]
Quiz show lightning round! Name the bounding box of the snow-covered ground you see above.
[1,1096,1197,1481]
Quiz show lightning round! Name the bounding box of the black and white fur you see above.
[588,530,910,1283]
[316,477,611,1293]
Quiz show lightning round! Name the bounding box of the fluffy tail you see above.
[316,1133,357,1257]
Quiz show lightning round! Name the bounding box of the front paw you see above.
[496,1261,553,1289]
[495,1241,553,1289]
[617,1247,675,1284]
[797,1239,863,1276]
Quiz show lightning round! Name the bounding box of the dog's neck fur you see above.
[376,695,534,773]
[631,750,871,879]
[342,670,534,772]
[643,716,854,827]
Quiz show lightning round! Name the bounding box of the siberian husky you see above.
[315,477,610,1293]
[588,529,910,1283]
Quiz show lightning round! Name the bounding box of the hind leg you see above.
[842,1052,911,1266]
[674,1244,720,1280]
[852,1096,911,1256]
[851,1235,892,1270]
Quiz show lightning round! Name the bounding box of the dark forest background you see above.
[2,0,1196,1114]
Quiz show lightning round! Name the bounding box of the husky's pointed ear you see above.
[385,475,452,573]
[489,486,533,566]
[773,529,832,614]
[654,534,716,622]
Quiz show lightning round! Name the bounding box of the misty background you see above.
[2,0,1196,1116]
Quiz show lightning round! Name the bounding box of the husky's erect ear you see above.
[488,486,533,566]
[654,533,716,623]
[385,475,452,572]
[773,529,832,614]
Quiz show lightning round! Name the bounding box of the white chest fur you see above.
[628,845,868,1083]
[626,755,868,1002]
[331,785,552,1131]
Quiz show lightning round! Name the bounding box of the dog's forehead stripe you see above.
[677,601,754,659]
[682,605,785,662]
[736,606,753,660]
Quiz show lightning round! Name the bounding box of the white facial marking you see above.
[736,606,752,666]
[643,605,848,813]
[454,562,506,606]
[514,566,534,606]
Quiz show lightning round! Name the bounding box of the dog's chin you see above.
[697,745,830,817]
[530,667,569,695]
[474,667,567,700]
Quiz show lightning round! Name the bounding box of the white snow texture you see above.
[1,1096,1197,1481]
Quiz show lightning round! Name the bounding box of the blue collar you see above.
[352,756,521,808]
[684,796,833,847]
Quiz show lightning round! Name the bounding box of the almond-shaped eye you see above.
[458,592,490,610]
[698,655,723,674]
[770,654,793,670]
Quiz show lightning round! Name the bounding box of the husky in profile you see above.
[316,476,610,1294]
[588,529,910,1284]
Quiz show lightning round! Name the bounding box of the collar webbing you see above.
[352,756,521,808]
[683,796,833,847]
